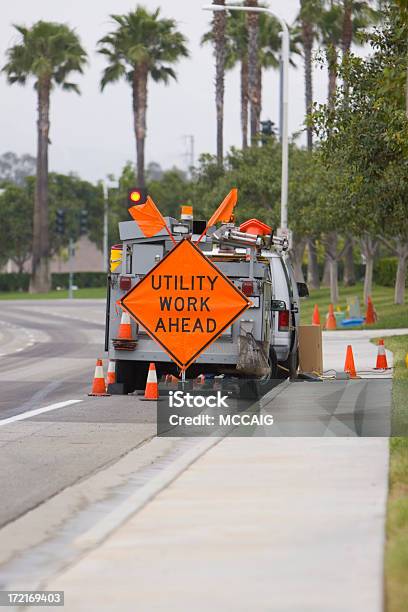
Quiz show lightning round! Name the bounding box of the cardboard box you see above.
[299,325,323,375]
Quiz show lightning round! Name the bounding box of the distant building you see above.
[3,236,105,274]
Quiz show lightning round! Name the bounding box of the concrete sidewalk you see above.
[43,331,393,611]
[46,438,388,612]
[322,328,405,378]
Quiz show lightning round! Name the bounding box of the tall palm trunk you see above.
[327,44,337,109]
[255,62,262,132]
[241,56,249,149]
[301,17,314,151]
[213,0,226,165]
[30,78,51,293]
[246,0,260,144]
[341,0,353,55]
[133,66,148,188]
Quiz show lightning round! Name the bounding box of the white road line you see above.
[0,400,83,427]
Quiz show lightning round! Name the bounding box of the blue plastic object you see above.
[340,317,365,327]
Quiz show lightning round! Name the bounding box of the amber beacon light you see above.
[128,188,148,206]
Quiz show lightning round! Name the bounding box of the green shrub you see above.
[51,272,106,289]
[0,273,30,292]
[374,258,406,288]
[0,272,106,292]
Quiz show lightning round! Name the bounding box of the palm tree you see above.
[246,0,260,144]
[296,0,323,151]
[2,22,87,293]
[317,1,380,294]
[256,13,283,134]
[318,0,346,294]
[341,0,379,55]
[212,0,227,165]
[342,1,380,287]
[226,11,250,149]
[203,10,249,149]
[98,7,189,188]
[202,10,285,150]
[295,1,324,289]
[318,1,379,107]
[318,1,343,108]
[202,1,227,163]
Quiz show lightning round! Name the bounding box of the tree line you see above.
[1,1,406,305]
[2,9,189,292]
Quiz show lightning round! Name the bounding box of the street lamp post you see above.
[203,3,289,231]
[103,178,118,273]
[102,182,109,273]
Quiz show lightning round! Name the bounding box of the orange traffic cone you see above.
[375,339,389,370]
[165,374,179,384]
[89,359,110,396]
[106,360,116,386]
[144,363,159,400]
[344,345,358,378]
[117,312,133,340]
[365,296,377,325]
[312,304,321,326]
[325,304,337,330]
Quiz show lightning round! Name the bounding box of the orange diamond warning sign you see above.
[120,239,250,369]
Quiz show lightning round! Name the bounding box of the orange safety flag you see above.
[129,196,167,238]
[197,189,238,243]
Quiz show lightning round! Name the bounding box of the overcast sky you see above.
[0,0,330,183]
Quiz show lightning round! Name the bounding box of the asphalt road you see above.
[0,300,394,606]
[0,299,106,417]
[0,300,160,530]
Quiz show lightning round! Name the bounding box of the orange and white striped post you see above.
[106,360,116,386]
[89,359,110,396]
[312,304,321,326]
[117,312,133,340]
[344,345,358,379]
[374,339,389,370]
[144,363,159,400]
[325,304,337,330]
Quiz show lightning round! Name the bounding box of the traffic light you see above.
[79,209,88,235]
[260,120,276,145]
[55,209,65,235]
[128,188,148,207]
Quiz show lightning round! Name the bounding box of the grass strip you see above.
[383,335,408,612]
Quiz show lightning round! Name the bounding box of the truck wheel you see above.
[269,347,279,379]
[116,360,149,393]
[281,349,299,379]
[239,379,259,400]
